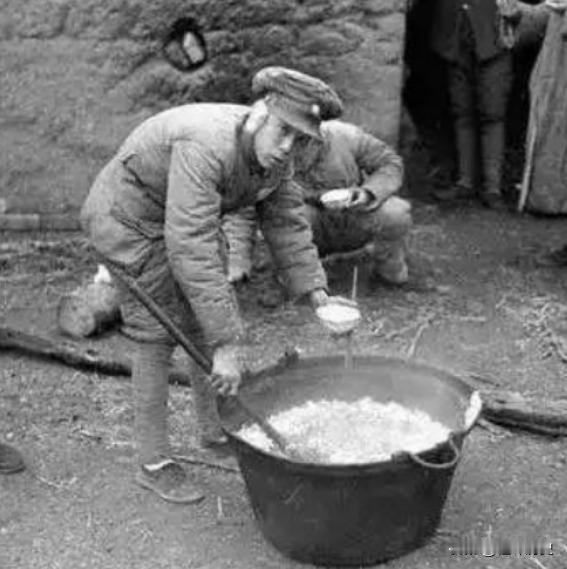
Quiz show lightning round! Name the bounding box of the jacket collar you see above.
[238,116,265,177]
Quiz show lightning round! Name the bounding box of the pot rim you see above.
[221,354,483,474]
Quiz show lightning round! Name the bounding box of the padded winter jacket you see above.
[429,0,509,62]
[80,103,326,348]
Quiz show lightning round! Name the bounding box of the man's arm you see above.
[352,126,404,208]
[165,140,244,348]
[256,170,327,300]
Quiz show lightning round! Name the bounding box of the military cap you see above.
[252,66,343,140]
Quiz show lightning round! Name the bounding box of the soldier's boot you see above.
[479,122,507,210]
[434,125,478,202]
[372,242,409,285]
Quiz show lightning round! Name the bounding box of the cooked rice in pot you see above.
[236,397,451,464]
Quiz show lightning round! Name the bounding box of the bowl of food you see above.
[316,302,361,335]
[320,189,352,210]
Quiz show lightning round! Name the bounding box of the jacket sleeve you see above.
[345,124,404,207]
[164,140,244,348]
[256,169,327,298]
[221,207,257,277]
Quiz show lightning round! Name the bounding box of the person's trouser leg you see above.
[131,339,203,504]
[478,53,513,205]
[187,356,227,447]
[479,121,506,201]
[435,17,479,202]
[111,239,206,504]
[448,61,479,193]
[132,341,173,465]
[368,197,412,284]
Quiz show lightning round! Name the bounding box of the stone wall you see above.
[0,0,407,216]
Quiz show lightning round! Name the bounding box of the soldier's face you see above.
[254,114,298,170]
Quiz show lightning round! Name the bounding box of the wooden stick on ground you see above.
[0,326,131,377]
[172,454,240,474]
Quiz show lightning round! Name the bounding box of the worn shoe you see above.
[0,442,25,474]
[432,182,475,203]
[135,459,205,504]
[372,256,409,286]
[479,191,508,211]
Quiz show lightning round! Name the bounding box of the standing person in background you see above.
[429,0,522,209]
[517,0,567,265]
[518,0,567,217]
[224,119,410,287]
[81,67,347,504]
[0,441,25,474]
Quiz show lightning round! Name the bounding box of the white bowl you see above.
[316,303,361,335]
[320,189,352,210]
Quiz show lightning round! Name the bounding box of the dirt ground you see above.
[1,194,567,569]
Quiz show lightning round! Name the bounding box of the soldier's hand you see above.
[326,295,359,308]
[310,289,359,310]
[309,288,329,309]
[210,344,242,396]
[346,188,372,210]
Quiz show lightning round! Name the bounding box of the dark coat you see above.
[430,0,508,62]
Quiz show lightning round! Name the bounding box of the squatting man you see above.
[224,121,411,287]
[80,67,357,504]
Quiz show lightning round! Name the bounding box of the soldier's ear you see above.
[244,100,270,136]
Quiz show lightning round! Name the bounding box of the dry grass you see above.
[498,293,567,363]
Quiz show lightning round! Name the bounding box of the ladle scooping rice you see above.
[236,397,451,464]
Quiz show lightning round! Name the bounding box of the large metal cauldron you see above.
[219,355,481,567]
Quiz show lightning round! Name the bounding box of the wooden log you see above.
[481,389,567,437]
[0,326,131,377]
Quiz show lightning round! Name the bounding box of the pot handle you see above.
[406,436,460,470]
